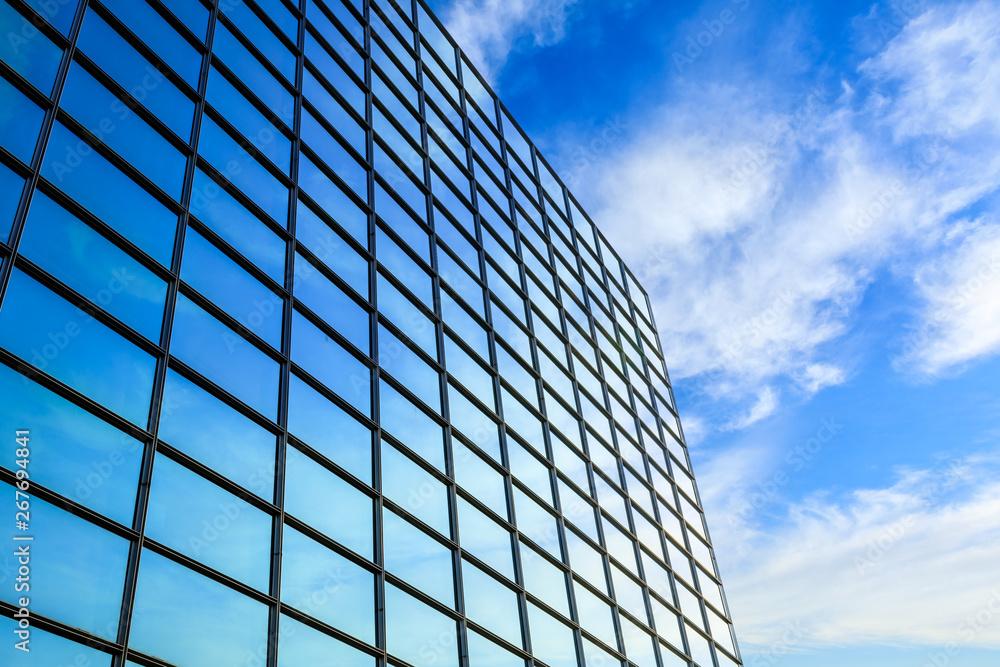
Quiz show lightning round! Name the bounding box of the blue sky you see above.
[426,0,1000,665]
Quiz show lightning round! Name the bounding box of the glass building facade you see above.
[0,0,742,666]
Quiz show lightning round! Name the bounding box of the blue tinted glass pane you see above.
[284,448,373,559]
[0,269,156,425]
[23,0,78,35]
[377,273,436,357]
[77,11,195,140]
[462,560,523,647]
[99,0,202,86]
[302,108,367,198]
[295,200,369,297]
[60,62,186,199]
[0,2,62,93]
[381,440,449,536]
[379,380,445,472]
[223,1,295,81]
[0,76,44,163]
[280,527,376,644]
[0,161,25,242]
[0,498,128,640]
[198,116,289,225]
[0,365,142,524]
[467,629,525,667]
[171,294,281,418]
[376,231,432,307]
[158,370,277,499]
[1,617,112,667]
[207,66,291,172]
[190,167,286,281]
[527,603,577,667]
[448,384,500,459]
[294,252,369,352]
[383,508,454,607]
[161,0,210,40]
[42,122,177,266]
[521,547,569,616]
[378,325,440,413]
[456,497,513,579]
[291,310,371,416]
[298,152,368,244]
[19,193,168,340]
[212,22,293,120]
[304,70,366,154]
[288,373,372,484]
[130,550,270,667]
[385,583,459,667]
[181,227,283,347]
[453,439,507,519]
[145,457,272,590]
[277,615,376,667]
[513,488,561,560]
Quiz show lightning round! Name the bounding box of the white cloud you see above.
[724,386,780,431]
[700,450,1000,651]
[895,220,1000,375]
[439,0,579,85]
[553,0,1000,427]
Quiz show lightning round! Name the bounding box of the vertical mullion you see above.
[267,0,307,663]
[116,0,220,663]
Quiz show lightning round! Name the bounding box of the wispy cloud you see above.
[438,0,580,84]
[553,0,1000,427]
[700,448,1000,651]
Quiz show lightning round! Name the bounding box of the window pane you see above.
[291,310,372,416]
[60,62,187,199]
[284,447,373,559]
[158,370,277,500]
[512,488,560,560]
[190,167,285,281]
[280,526,376,644]
[162,0,210,41]
[0,75,44,163]
[99,0,202,86]
[521,547,569,617]
[207,65,290,172]
[383,507,454,607]
[453,439,507,519]
[145,457,272,590]
[457,497,513,580]
[575,582,619,651]
[378,324,439,412]
[526,602,577,667]
[294,251,370,352]
[565,529,607,594]
[289,373,373,485]
[385,582,459,667]
[448,383,501,460]
[381,439,450,537]
[0,268,156,426]
[299,153,368,245]
[0,161,24,242]
[0,364,142,525]
[20,192,168,341]
[377,272,436,358]
[77,10,195,140]
[379,379,445,472]
[462,560,522,648]
[212,20,293,119]
[129,550,270,667]
[171,293,280,418]
[295,199,369,297]
[42,122,177,267]
[181,226,283,348]
[467,628,525,667]
[0,498,128,640]
[1,617,111,667]
[0,1,62,93]
[277,615,376,667]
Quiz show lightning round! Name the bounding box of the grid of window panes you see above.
[0,0,741,666]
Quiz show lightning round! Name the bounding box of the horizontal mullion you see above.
[192,156,291,239]
[236,0,301,53]
[278,601,382,658]
[215,11,298,94]
[0,599,121,656]
[209,56,297,137]
[185,217,289,296]
[176,280,283,362]
[201,102,294,185]
[166,356,282,435]
[300,65,370,130]
[295,233,373,293]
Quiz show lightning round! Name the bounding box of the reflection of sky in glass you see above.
[99,0,201,86]
[288,373,372,484]
[0,364,142,525]
[284,448,373,559]
[158,369,276,499]
[0,74,44,163]
[564,529,608,594]
[449,384,501,460]
[574,581,618,651]
[467,628,525,667]
[0,268,156,426]
[295,251,369,352]
[383,507,454,607]
[461,560,522,648]
[385,582,459,667]
[0,498,128,640]
[1,616,112,667]
[380,380,445,472]
[378,325,440,413]
[207,66,291,173]
[621,616,659,667]
[512,488,560,561]
[129,550,269,667]
[295,199,369,296]
[526,603,577,667]
[0,161,23,242]
[145,456,272,591]
[456,497,513,580]
[19,192,168,341]
[521,546,569,617]
[291,311,371,416]
[280,526,375,644]
[276,615,375,667]
[453,439,507,519]
[381,440,450,537]
[0,1,62,93]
